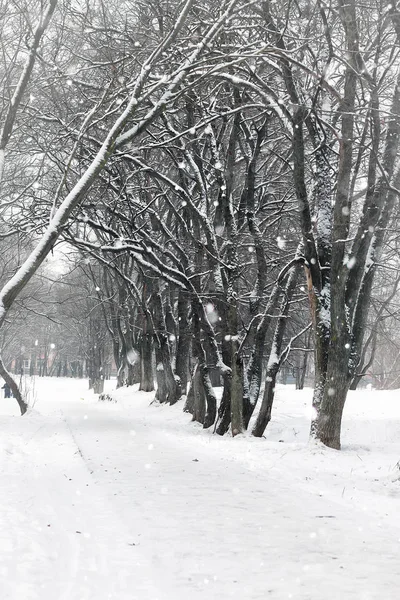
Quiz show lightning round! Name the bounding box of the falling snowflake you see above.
[206,303,219,324]
[277,236,286,249]
[127,349,138,365]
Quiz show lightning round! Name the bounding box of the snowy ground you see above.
[1,378,400,599]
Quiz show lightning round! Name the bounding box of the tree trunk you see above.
[230,342,244,436]
[252,368,278,437]
[307,263,330,439]
[126,361,139,386]
[139,328,154,392]
[184,364,196,414]
[192,362,206,424]
[189,297,217,428]
[93,378,105,394]
[215,377,231,435]
[175,289,191,394]
[200,362,217,429]
[316,363,350,450]
[116,363,126,388]
[215,318,234,436]
[152,285,179,405]
[155,355,169,403]
[0,354,27,415]
[216,292,243,436]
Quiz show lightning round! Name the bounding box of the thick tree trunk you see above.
[215,290,243,436]
[307,261,330,439]
[192,362,206,424]
[126,361,140,386]
[215,352,243,436]
[310,351,329,438]
[154,350,169,404]
[152,285,179,405]
[184,364,196,414]
[189,298,217,428]
[215,377,231,435]
[316,366,350,450]
[175,290,191,394]
[111,326,125,388]
[200,362,217,429]
[139,329,154,392]
[215,316,235,435]
[230,343,244,436]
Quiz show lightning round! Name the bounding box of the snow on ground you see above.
[1,378,400,599]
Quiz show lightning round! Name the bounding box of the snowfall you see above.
[1,378,400,600]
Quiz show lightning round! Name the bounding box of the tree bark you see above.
[184,364,196,414]
[192,362,206,424]
[139,327,154,392]
[152,284,179,405]
[175,289,191,394]
[252,369,278,438]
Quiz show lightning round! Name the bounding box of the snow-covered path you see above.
[0,398,162,599]
[1,378,400,599]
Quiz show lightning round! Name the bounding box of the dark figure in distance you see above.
[2,382,12,398]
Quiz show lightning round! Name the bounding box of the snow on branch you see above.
[0,0,58,183]
[0,0,241,325]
